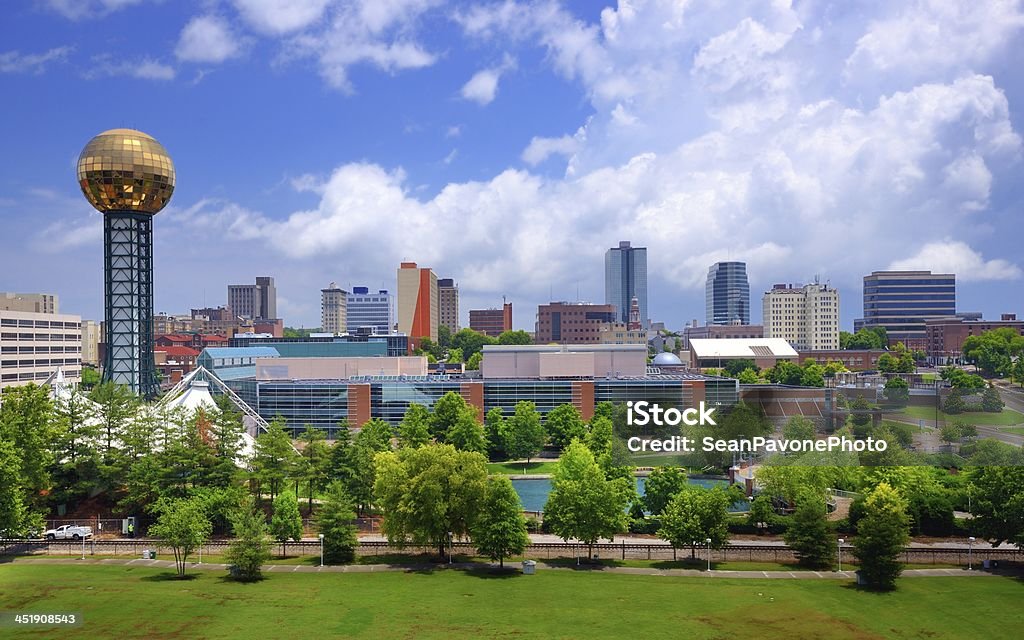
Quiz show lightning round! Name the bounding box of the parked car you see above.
[43,524,93,540]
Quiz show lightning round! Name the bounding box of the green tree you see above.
[316,481,359,564]
[967,466,1024,546]
[437,324,452,348]
[701,402,771,469]
[849,395,872,434]
[225,494,270,581]
[497,330,532,345]
[642,466,688,516]
[767,361,803,385]
[347,419,393,513]
[940,423,962,446]
[737,368,760,384]
[0,438,29,536]
[941,367,986,389]
[207,401,245,489]
[398,403,432,448]
[943,388,969,415]
[446,347,464,364]
[883,376,910,406]
[502,401,545,464]
[149,498,212,578]
[543,441,631,559]
[447,408,488,455]
[298,425,330,514]
[88,381,138,460]
[465,352,483,371]
[723,358,756,378]
[50,386,102,505]
[544,404,587,450]
[484,407,507,460]
[0,384,56,508]
[852,483,910,590]
[430,392,471,441]
[962,327,1024,377]
[1012,357,1024,387]
[471,476,530,568]
[784,490,836,568]
[270,491,303,558]
[841,328,887,350]
[800,361,826,387]
[451,328,498,360]
[747,494,776,533]
[374,444,489,557]
[657,485,731,559]
[79,367,101,389]
[980,386,1004,413]
[252,418,298,502]
[783,416,816,442]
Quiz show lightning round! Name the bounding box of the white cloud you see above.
[175,16,244,64]
[45,0,148,20]
[83,55,175,81]
[889,241,1021,281]
[443,149,458,165]
[0,47,72,74]
[445,125,462,138]
[521,134,579,166]
[460,55,516,105]
[232,0,331,35]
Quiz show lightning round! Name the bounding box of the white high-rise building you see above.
[762,282,840,351]
[347,287,395,334]
[1,309,82,391]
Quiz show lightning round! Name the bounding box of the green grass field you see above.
[486,461,559,475]
[3,563,1023,639]
[892,405,1024,426]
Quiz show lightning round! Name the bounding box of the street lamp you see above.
[837,538,845,572]
[318,533,324,567]
[968,536,975,570]
[448,531,454,564]
[81,535,86,561]
[705,538,712,572]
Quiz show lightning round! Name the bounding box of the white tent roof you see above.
[689,338,799,359]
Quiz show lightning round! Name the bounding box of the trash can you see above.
[522,560,536,575]
[142,549,155,559]
[983,559,991,569]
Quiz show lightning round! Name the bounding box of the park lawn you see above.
[3,564,1024,639]
[486,461,559,475]
[892,405,1024,426]
[1001,427,1024,436]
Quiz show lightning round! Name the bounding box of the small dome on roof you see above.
[653,352,683,365]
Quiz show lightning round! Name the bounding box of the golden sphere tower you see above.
[78,129,175,398]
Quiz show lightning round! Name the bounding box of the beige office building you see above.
[81,320,100,366]
[1,309,82,391]
[762,282,840,351]
[397,262,439,349]
[1,292,58,314]
[321,283,348,334]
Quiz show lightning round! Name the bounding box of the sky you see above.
[1,0,1022,331]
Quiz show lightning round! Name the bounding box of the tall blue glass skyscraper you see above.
[605,241,648,327]
[706,262,750,325]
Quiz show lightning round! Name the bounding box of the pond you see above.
[511,476,748,513]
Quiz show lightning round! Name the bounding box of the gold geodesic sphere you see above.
[77,128,175,214]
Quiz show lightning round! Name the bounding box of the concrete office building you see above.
[438,278,459,333]
[1,293,58,314]
[925,313,1024,364]
[346,287,394,334]
[228,276,276,321]
[470,303,512,337]
[855,271,955,350]
[321,283,348,334]
[706,262,750,325]
[762,282,840,350]
[397,263,439,349]
[1,309,82,391]
[605,241,648,327]
[535,302,616,344]
[81,320,100,367]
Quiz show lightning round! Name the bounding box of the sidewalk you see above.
[4,557,1010,579]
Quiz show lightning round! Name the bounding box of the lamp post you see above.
[837,538,844,572]
[705,538,712,572]
[968,536,975,570]
[319,533,324,567]
[448,531,454,564]
[81,535,86,561]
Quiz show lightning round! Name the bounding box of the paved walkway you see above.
[5,557,1010,580]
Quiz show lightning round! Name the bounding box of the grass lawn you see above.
[892,405,1024,426]
[486,461,559,475]
[2,563,1023,639]
[1001,427,1024,436]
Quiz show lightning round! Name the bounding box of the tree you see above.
[207,399,245,489]
[967,466,1024,546]
[270,491,303,557]
[882,376,910,406]
[471,476,530,568]
[0,438,29,536]
[941,367,986,390]
[841,328,887,350]
[374,444,489,557]
[544,404,587,450]
[88,381,138,460]
[484,408,507,461]
[0,384,56,509]
[298,425,330,513]
[784,490,836,569]
[450,328,498,360]
[316,481,359,563]
[79,367,101,389]
[723,358,756,378]
[783,416,816,442]
[398,403,432,448]
[149,498,212,578]
[642,466,688,516]
[446,347,464,364]
[430,392,471,442]
[737,368,760,384]
[701,402,771,469]
[347,419,393,513]
[943,388,969,415]
[962,327,1024,377]
[447,408,488,455]
[465,352,483,371]
[251,418,298,502]
[50,386,102,505]
[657,485,731,559]
[497,330,532,345]
[543,441,631,559]
[940,423,962,446]
[852,483,910,590]
[800,361,826,387]
[1012,357,1024,388]
[747,494,776,533]
[225,494,270,581]
[849,395,872,434]
[980,386,1004,413]
[502,401,545,464]
[767,361,803,385]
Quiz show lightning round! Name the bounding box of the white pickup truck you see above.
[44,524,93,540]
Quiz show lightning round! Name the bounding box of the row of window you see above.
[1,358,82,367]
[0,319,81,329]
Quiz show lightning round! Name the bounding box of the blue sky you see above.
[1,0,1022,330]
